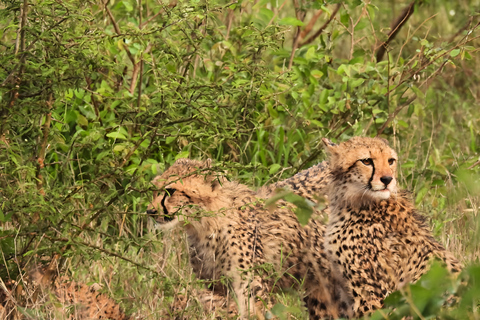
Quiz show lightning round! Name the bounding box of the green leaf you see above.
[340,12,350,26]
[121,0,134,12]
[278,17,305,27]
[106,132,128,140]
[166,136,176,144]
[411,85,425,101]
[269,163,282,175]
[450,49,461,57]
[311,70,324,78]
[350,78,364,88]
[305,47,316,60]
[175,150,190,160]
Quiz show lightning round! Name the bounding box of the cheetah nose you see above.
[146,209,157,215]
[380,176,393,186]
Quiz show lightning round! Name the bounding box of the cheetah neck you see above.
[259,161,331,203]
[325,179,397,232]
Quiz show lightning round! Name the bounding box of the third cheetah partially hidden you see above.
[306,137,462,319]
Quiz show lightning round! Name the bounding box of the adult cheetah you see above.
[304,137,462,319]
[147,159,343,319]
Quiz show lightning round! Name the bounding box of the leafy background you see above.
[0,0,479,318]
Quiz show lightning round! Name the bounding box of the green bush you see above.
[0,0,479,318]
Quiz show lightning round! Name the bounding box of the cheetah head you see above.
[322,137,398,206]
[147,159,230,230]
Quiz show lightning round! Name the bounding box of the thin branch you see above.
[129,43,152,94]
[136,60,144,111]
[129,62,141,94]
[376,96,416,136]
[468,160,480,170]
[376,0,417,62]
[1,17,68,88]
[300,9,323,41]
[139,0,177,28]
[85,76,103,126]
[288,0,305,70]
[448,16,473,42]
[386,29,480,97]
[300,3,341,47]
[267,0,287,27]
[138,0,142,28]
[43,235,161,275]
[225,9,234,41]
[4,0,28,117]
[36,93,53,196]
[419,59,448,88]
[104,1,136,66]
[15,0,28,55]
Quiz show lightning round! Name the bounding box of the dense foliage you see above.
[1,0,479,318]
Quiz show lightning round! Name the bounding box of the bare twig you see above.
[376,1,417,62]
[419,59,448,88]
[36,93,53,196]
[85,76,103,126]
[288,0,305,70]
[129,63,141,94]
[104,1,136,66]
[300,3,341,47]
[300,9,324,41]
[2,17,68,88]
[376,96,416,136]
[225,9,234,41]
[129,44,152,94]
[139,0,178,28]
[468,160,480,170]
[448,16,473,42]
[288,6,325,69]
[267,0,287,27]
[138,0,142,29]
[387,30,480,97]
[136,60,144,111]
[4,0,28,117]
[43,235,161,275]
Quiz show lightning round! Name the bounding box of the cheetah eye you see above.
[360,158,373,166]
[388,158,396,165]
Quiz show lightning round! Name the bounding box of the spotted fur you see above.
[0,256,129,320]
[147,159,343,319]
[304,137,462,318]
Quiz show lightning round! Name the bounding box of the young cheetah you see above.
[1,256,129,319]
[304,137,462,319]
[147,159,342,319]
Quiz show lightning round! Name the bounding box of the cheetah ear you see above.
[322,138,337,147]
[376,137,390,146]
[322,138,340,159]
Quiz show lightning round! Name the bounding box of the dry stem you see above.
[376,1,417,62]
